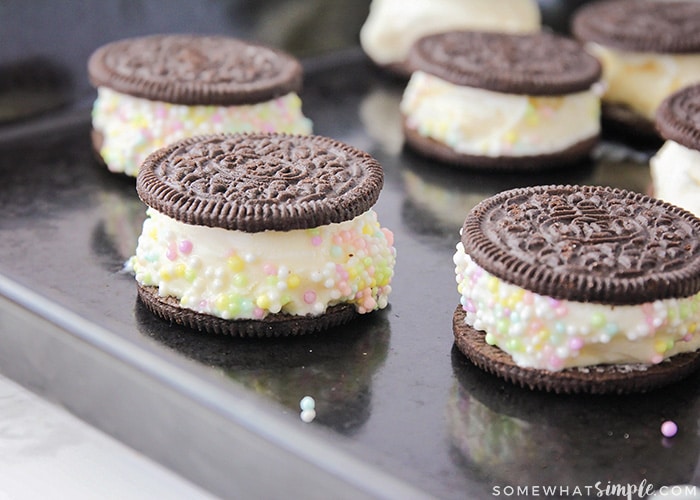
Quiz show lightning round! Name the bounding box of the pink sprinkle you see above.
[155,107,167,119]
[569,337,584,351]
[263,263,277,275]
[178,240,193,255]
[464,299,476,314]
[311,236,322,246]
[548,355,563,371]
[253,307,264,319]
[166,243,177,261]
[683,333,693,342]
[382,228,394,246]
[211,113,222,123]
[661,420,678,438]
[529,319,543,333]
[304,291,316,304]
[651,354,664,364]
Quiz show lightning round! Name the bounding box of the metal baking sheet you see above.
[2,10,699,500]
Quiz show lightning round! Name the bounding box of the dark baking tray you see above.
[2,18,700,500]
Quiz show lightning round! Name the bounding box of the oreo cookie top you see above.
[572,0,700,54]
[461,185,700,305]
[406,31,601,96]
[137,133,384,232]
[88,34,303,105]
[656,84,700,151]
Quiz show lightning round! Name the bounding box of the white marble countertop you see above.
[0,375,215,499]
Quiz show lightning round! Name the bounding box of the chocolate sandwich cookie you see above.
[359,0,541,79]
[572,0,700,139]
[88,34,312,177]
[650,84,700,217]
[400,31,602,170]
[131,133,396,337]
[453,185,700,394]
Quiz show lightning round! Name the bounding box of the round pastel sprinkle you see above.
[661,420,678,438]
[300,409,316,423]
[299,395,315,411]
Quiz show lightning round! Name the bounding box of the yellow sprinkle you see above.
[174,263,186,278]
[287,274,301,289]
[227,255,245,273]
[487,276,499,293]
[148,227,158,239]
[215,295,228,311]
[362,224,374,235]
[654,339,669,353]
[256,295,271,310]
[504,294,519,310]
[504,131,518,145]
[159,268,172,281]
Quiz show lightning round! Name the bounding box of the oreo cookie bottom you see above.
[452,306,700,394]
[403,122,598,171]
[138,284,359,337]
[602,102,662,146]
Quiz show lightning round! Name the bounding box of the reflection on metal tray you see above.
[1,24,698,500]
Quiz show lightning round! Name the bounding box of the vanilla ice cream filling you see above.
[454,243,700,371]
[360,0,540,65]
[401,72,601,157]
[132,208,396,320]
[650,140,700,217]
[587,43,700,120]
[91,87,313,176]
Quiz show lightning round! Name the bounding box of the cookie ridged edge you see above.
[453,306,700,394]
[136,133,384,232]
[572,0,700,54]
[461,185,700,304]
[88,34,303,105]
[656,84,700,151]
[407,31,601,96]
[138,284,359,337]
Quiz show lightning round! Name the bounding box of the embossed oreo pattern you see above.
[137,133,384,232]
[572,0,700,53]
[461,185,700,304]
[656,84,700,151]
[407,31,601,95]
[88,35,303,105]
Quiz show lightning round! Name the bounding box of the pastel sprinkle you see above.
[178,240,193,254]
[300,409,316,423]
[304,291,316,304]
[661,420,678,438]
[299,396,315,411]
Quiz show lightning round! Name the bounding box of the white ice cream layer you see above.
[401,72,601,158]
[454,244,700,371]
